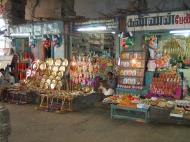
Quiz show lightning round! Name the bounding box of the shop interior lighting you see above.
[173,33,189,37]
[118,57,121,65]
[77,26,107,32]
[170,30,190,37]
[170,30,190,34]
[111,31,116,34]
[132,59,137,64]
[10,33,30,37]
[71,61,76,66]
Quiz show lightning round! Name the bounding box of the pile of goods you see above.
[24,58,95,112]
[156,53,170,69]
[96,57,114,77]
[162,38,181,57]
[170,98,190,118]
[103,94,148,109]
[0,83,37,104]
[103,94,190,119]
[27,58,96,95]
[149,71,182,99]
[70,56,99,87]
[103,94,174,109]
[26,58,68,91]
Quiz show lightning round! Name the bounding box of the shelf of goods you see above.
[149,71,182,99]
[117,51,146,95]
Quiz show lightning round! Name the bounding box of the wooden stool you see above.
[60,96,66,112]
[39,93,50,109]
[64,96,73,112]
[50,94,62,111]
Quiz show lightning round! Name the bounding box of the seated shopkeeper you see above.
[98,72,117,98]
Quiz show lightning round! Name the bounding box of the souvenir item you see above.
[29,37,36,48]
[55,58,62,66]
[46,58,54,66]
[57,71,64,77]
[46,79,51,85]
[52,66,59,72]
[59,66,65,72]
[53,34,61,48]
[43,36,51,48]
[56,76,61,81]
[39,62,47,70]
[44,82,49,89]
[63,59,68,66]
[32,62,39,70]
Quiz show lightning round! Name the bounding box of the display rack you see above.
[117,50,146,94]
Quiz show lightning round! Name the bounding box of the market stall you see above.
[102,11,190,124]
[71,19,119,79]
[1,57,100,112]
[9,21,64,81]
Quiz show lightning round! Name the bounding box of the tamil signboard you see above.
[73,18,119,33]
[126,11,190,31]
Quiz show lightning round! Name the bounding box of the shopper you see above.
[6,72,15,85]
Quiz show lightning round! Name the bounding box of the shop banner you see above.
[126,10,190,31]
[73,18,119,32]
[10,21,63,36]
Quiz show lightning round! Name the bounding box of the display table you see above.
[72,93,98,111]
[111,104,149,123]
[149,106,190,125]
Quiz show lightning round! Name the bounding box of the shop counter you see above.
[71,93,98,111]
[110,104,149,123]
[149,106,190,125]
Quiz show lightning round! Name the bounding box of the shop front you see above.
[69,18,119,92]
[9,21,64,80]
[1,19,112,112]
[103,10,190,124]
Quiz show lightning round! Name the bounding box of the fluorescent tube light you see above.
[170,30,190,34]
[10,33,30,37]
[77,26,107,32]
[174,33,189,37]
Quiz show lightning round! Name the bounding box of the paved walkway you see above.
[5,104,190,142]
